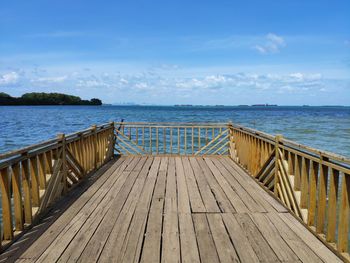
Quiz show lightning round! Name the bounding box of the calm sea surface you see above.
[0,105,349,157]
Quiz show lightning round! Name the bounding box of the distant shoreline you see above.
[0,92,102,106]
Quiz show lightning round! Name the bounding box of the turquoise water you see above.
[0,105,349,157]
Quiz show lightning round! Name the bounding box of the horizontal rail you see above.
[0,122,115,251]
[229,124,350,260]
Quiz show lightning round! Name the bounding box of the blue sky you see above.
[0,0,349,105]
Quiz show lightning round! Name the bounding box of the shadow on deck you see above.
[0,156,342,263]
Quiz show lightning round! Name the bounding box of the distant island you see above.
[0,92,102,106]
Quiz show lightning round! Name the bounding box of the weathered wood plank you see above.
[192,214,220,263]
[189,157,221,213]
[204,157,248,213]
[222,213,259,263]
[266,212,323,263]
[178,213,200,263]
[182,157,206,212]
[162,157,180,263]
[206,214,239,263]
[196,157,235,213]
[250,213,299,262]
[140,157,168,262]
[235,213,279,262]
[210,157,265,213]
[175,157,191,213]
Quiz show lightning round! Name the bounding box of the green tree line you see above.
[0,92,102,105]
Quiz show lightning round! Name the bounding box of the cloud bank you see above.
[1,66,347,105]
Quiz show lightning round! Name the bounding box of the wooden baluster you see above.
[170,127,173,154]
[38,153,46,189]
[294,155,302,191]
[142,127,145,150]
[316,158,328,234]
[250,135,254,170]
[300,157,310,209]
[274,135,283,195]
[92,125,98,169]
[192,127,194,154]
[150,127,152,154]
[0,167,14,240]
[89,135,93,170]
[326,168,339,243]
[184,127,187,154]
[205,128,208,145]
[287,152,294,175]
[97,132,102,164]
[177,127,180,154]
[87,135,92,170]
[96,132,101,166]
[163,127,166,154]
[12,163,24,231]
[80,134,86,173]
[156,127,159,155]
[307,160,319,226]
[45,150,53,175]
[136,127,139,146]
[338,172,349,252]
[81,136,86,171]
[58,133,67,193]
[30,156,40,207]
[198,127,201,153]
[21,158,32,224]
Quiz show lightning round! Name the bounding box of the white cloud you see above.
[33,76,68,83]
[254,33,286,54]
[266,33,285,45]
[0,72,19,85]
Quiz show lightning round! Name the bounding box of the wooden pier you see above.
[0,122,349,262]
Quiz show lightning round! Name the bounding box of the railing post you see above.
[228,122,234,158]
[91,125,98,169]
[274,134,283,196]
[109,121,115,160]
[57,133,67,193]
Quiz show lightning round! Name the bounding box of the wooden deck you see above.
[1,156,343,263]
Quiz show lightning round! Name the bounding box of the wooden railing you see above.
[0,120,348,259]
[114,122,230,156]
[229,124,350,259]
[0,122,115,251]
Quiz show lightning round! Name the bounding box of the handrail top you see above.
[114,121,230,126]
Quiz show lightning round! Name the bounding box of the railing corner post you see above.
[57,133,67,193]
[274,134,283,196]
